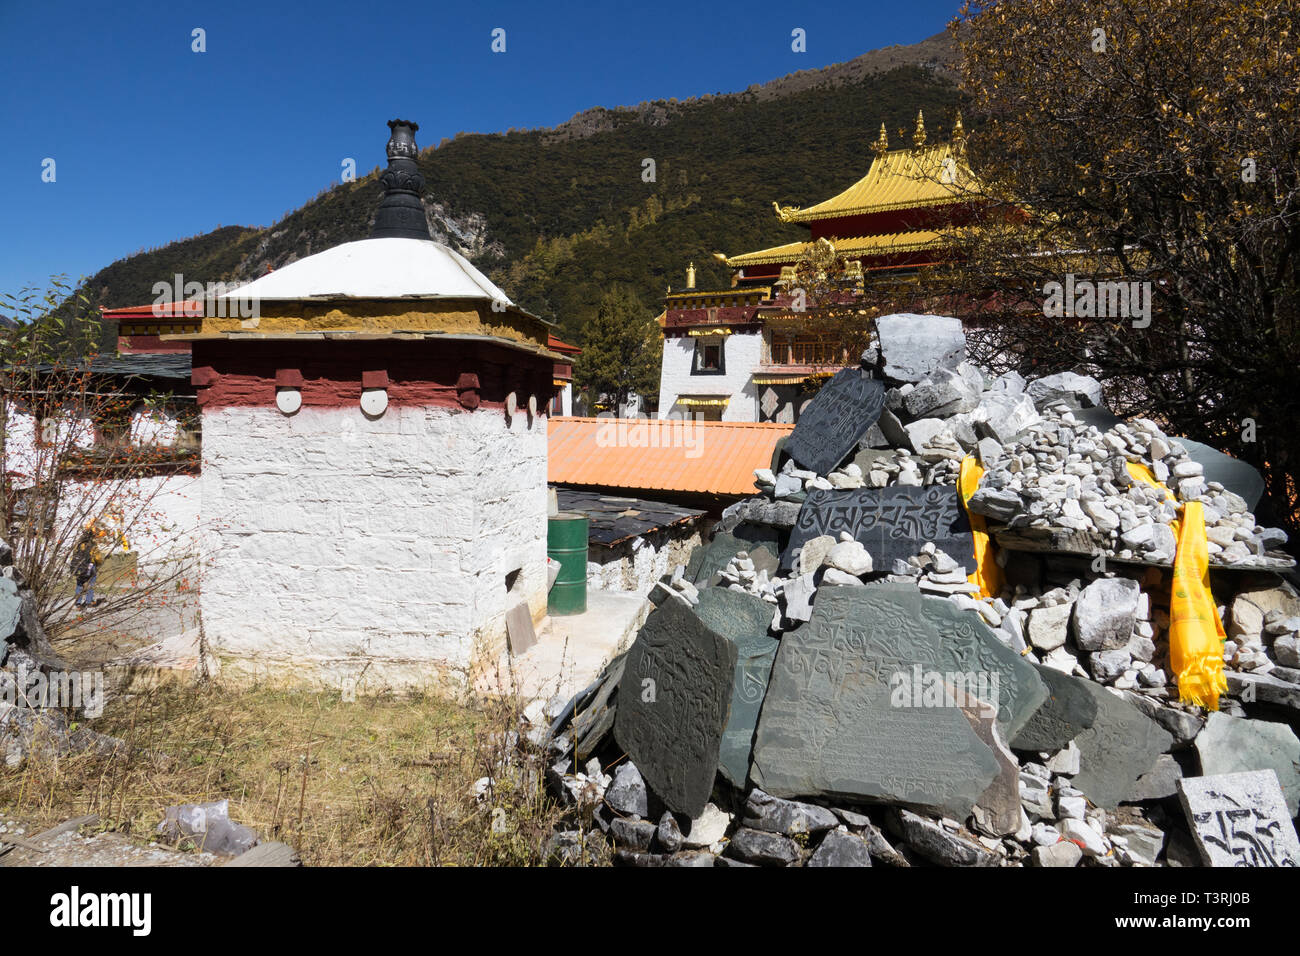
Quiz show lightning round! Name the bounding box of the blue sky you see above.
[0,0,962,297]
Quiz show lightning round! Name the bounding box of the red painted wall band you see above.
[193,340,554,412]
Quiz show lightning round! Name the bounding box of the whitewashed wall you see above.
[199,403,548,691]
[656,331,762,421]
[4,408,198,564]
[3,408,94,487]
[55,475,201,565]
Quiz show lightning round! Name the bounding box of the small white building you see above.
[138,120,562,692]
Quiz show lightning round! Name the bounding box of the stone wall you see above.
[586,523,707,594]
[199,402,547,691]
[657,332,762,422]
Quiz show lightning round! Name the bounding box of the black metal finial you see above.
[371,119,432,240]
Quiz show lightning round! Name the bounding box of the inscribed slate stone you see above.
[1178,770,1300,867]
[1070,680,1172,809]
[750,584,999,818]
[1194,711,1300,816]
[694,587,780,788]
[780,486,973,575]
[1009,665,1099,753]
[687,525,782,585]
[917,596,1047,741]
[784,368,886,475]
[613,599,737,817]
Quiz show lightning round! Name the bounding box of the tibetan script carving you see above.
[780,485,973,574]
[784,368,886,475]
[613,599,737,817]
[1179,770,1300,867]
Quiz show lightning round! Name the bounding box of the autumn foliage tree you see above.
[937,0,1300,532]
[772,238,879,375]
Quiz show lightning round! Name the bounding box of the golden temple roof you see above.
[726,229,962,268]
[773,140,977,223]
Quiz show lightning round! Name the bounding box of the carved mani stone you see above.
[917,595,1047,742]
[751,583,999,818]
[780,485,973,575]
[613,599,737,818]
[783,368,886,475]
[1009,665,1100,753]
[1069,679,1172,809]
[1178,770,1300,867]
[693,587,781,789]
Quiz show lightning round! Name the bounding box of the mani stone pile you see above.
[543,314,1300,868]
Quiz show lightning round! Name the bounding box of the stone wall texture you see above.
[199,402,548,690]
[586,524,705,593]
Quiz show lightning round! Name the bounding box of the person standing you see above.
[72,530,101,608]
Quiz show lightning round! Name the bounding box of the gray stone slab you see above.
[807,827,874,866]
[570,653,626,760]
[1226,670,1300,714]
[1126,753,1183,802]
[504,601,537,655]
[1071,681,1173,809]
[1010,666,1100,753]
[1194,711,1300,816]
[784,368,886,475]
[0,577,21,642]
[917,596,1047,741]
[693,588,780,788]
[889,808,999,866]
[1178,770,1300,867]
[869,313,966,384]
[613,599,737,817]
[751,584,1000,818]
[780,485,973,575]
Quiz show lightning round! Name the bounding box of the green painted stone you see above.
[614,599,737,817]
[1071,680,1172,809]
[694,587,780,788]
[751,583,999,818]
[1009,665,1100,753]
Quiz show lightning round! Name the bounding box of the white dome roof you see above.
[220,237,513,304]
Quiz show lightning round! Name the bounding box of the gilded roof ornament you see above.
[912,110,927,148]
[772,200,800,223]
[871,122,889,155]
[952,110,967,154]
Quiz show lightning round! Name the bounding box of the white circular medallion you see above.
[506,392,517,418]
[360,388,388,417]
[276,388,302,415]
[528,394,538,417]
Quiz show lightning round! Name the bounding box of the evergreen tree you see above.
[573,285,660,416]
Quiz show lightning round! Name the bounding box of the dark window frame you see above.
[690,336,726,376]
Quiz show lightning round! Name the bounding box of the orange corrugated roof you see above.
[548,417,793,497]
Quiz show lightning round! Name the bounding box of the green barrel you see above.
[548,511,589,616]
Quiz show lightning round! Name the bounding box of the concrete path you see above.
[478,589,650,704]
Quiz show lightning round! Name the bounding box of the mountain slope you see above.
[76,32,963,345]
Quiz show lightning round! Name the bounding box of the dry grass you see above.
[0,681,568,866]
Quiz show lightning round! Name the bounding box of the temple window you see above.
[691,338,725,375]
